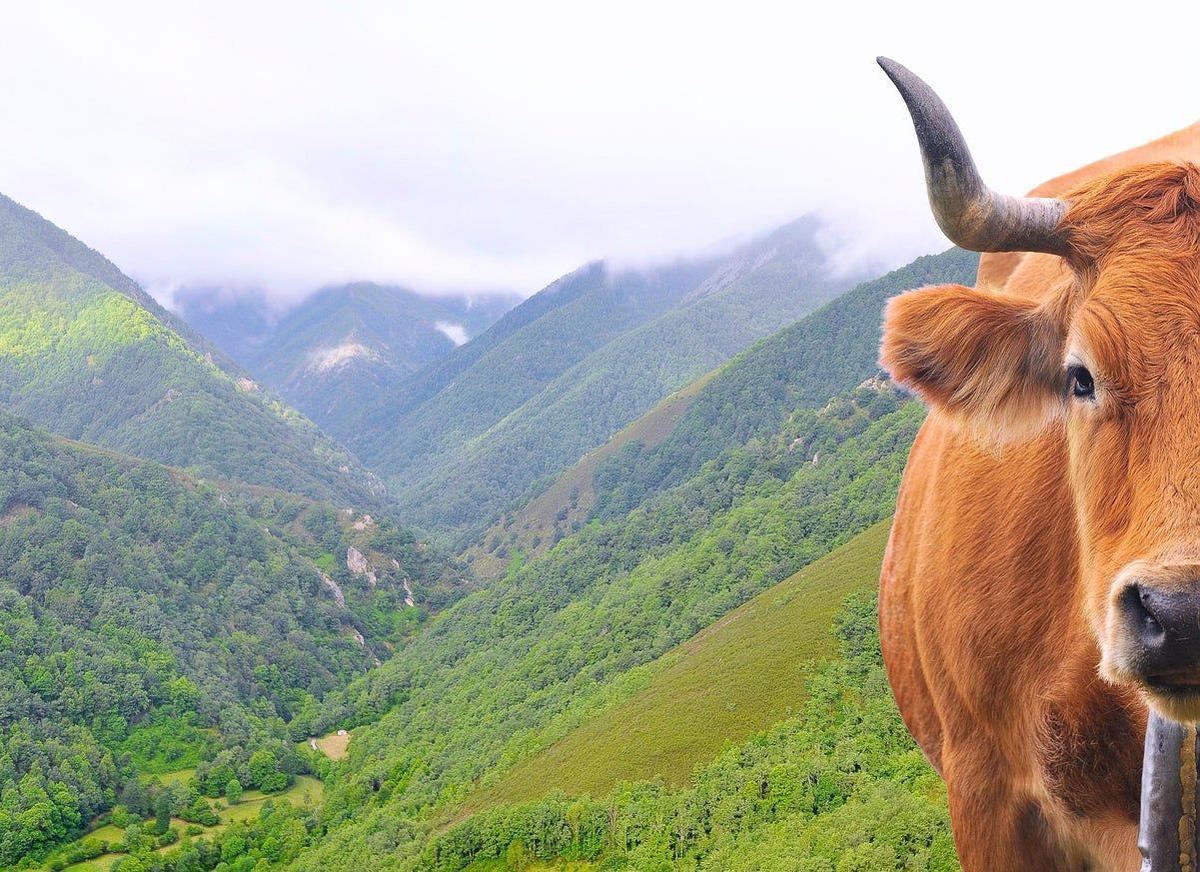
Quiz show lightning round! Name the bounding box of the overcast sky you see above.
[1,1,1198,307]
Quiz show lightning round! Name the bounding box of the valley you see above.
[0,188,971,872]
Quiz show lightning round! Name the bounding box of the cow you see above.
[876,58,1200,870]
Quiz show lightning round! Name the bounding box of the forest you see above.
[0,413,465,867]
[25,595,957,872]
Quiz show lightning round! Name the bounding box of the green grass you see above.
[461,521,890,812]
[155,767,197,787]
[223,775,324,823]
[59,854,120,872]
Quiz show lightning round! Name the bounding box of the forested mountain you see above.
[176,284,518,437]
[354,216,863,544]
[0,194,383,506]
[14,240,974,871]
[467,247,979,574]
[286,377,925,869]
[0,413,467,866]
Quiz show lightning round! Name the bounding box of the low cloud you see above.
[434,321,469,346]
[1,2,1196,306]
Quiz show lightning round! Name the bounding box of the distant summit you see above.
[177,282,520,434]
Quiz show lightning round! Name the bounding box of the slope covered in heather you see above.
[464,520,892,808]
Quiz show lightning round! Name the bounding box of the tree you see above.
[226,777,243,805]
[119,778,149,818]
[183,796,219,827]
[505,840,531,871]
[221,829,247,863]
[153,792,173,835]
[259,770,289,793]
[247,749,276,788]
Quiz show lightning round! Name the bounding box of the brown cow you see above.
[877,58,1200,870]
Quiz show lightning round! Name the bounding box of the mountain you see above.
[176,283,519,435]
[0,194,384,506]
[0,413,467,865]
[279,247,976,869]
[21,243,972,871]
[462,369,720,578]
[354,216,864,543]
[292,375,923,869]
[466,247,979,575]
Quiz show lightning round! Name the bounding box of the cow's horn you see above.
[877,57,1070,257]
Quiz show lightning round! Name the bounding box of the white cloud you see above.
[0,1,1197,305]
[433,321,469,346]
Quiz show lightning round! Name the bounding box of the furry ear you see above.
[880,284,1065,441]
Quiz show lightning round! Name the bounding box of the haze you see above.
[1,0,1196,305]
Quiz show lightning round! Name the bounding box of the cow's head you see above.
[878,58,1200,721]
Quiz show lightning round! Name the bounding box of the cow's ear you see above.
[880,284,1065,442]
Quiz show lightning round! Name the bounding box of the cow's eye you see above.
[1068,364,1095,400]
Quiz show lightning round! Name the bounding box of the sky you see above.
[1,1,1198,307]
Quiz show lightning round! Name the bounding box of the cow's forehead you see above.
[1085,258,1200,319]
[1071,271,1200,387]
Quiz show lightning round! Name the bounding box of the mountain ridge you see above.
[0,192,385,507]
[177,281,520,436]
[353,215,862,543]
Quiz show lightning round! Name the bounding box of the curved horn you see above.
[877,57,1070,257]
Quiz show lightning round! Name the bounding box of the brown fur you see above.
[881,124,1200,871]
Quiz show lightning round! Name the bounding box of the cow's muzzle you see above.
[1114,575,1200,716]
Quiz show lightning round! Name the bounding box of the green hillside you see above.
[0,414,466,865]
[178,283,518,439]
[358,217,858,543]
[464,520,891,809]
[461,369,718,578]
[354,259,719,508]
[587,248,977,521]
[284,379,921,869]
[0,194,384,506]
[468,248,977,572]
[427,592,954,872]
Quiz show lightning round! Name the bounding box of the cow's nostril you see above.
[1121,584,1166,648]
[1117,577,1200,680]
